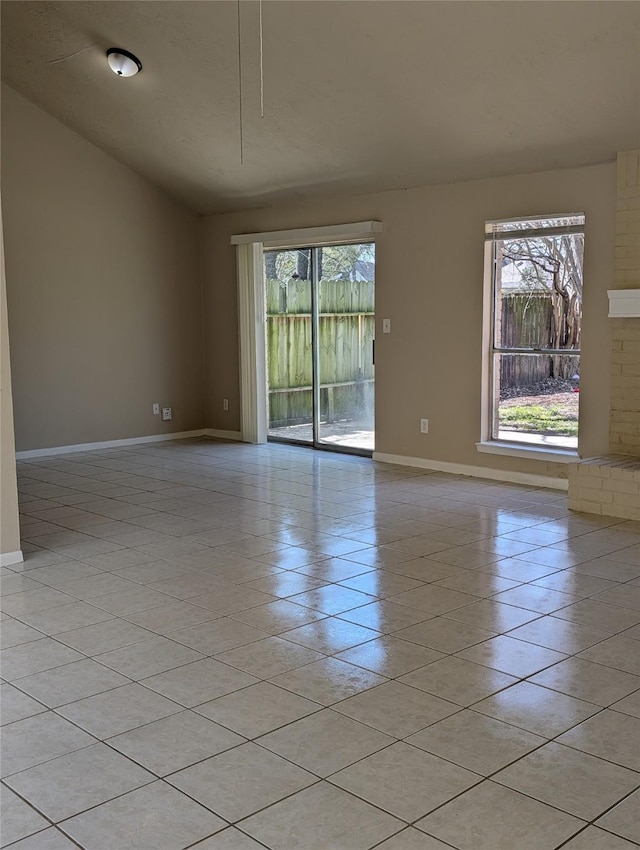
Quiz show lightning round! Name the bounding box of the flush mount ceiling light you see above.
[106,48,142,77]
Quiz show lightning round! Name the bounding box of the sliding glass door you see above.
[265,249,314,444]
[316,245,375,450]
[265,243,375,453]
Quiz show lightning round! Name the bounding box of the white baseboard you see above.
[372,452,569,491]
[205,429,243,441]
[15,429,210,460]
[1,550,24,567]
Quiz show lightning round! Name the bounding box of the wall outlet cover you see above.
[162,407,172,421]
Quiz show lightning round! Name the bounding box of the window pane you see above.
[493,353,579,449]
[265,249,313,443]
[317,244,375,451]
[494,231,583,351]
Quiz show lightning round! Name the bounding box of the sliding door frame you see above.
[311,247,322,447]
[232,221,382,446]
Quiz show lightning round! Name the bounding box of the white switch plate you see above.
[152,403,160,415]
[162,407,172,421]
[382,318,391,333]
[223,398,229,411]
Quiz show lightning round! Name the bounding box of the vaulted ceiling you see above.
[2,1,639,213]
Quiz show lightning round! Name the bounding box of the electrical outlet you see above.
[152,403,160,415]
[420,418,429,434]
[382,318,391,334]
[223,398,229,411]
[162,407,172,421]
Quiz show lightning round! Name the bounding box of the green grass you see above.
[499,404,578,436]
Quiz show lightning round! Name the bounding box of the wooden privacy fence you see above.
[500,292,580,388]
[266,279,375,426]
[267,287,581,424]
[266,279,374,314]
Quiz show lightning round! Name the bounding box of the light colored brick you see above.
[603,478,639,494]
[616,208,640,221]
[616,234,640,247]
[613,491,640,508]
[617,198,640,211]
[568,498,603,515]
[614,271,640,283]
[576,474,603,488]
[613,330,640,343]
[578,486,613,503]
[604,503,638,520]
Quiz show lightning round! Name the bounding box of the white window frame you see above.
[232,221,382,443]
[477,214,584,463]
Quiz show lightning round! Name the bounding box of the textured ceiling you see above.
[2,1,639,214]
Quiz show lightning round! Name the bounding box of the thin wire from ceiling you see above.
[45,44,92,65]
[236,0,244,164]
[236,0,265,164]
[259,0,264,119]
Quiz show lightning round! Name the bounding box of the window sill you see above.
[476,441,579,463]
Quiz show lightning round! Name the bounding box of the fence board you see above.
[500,293,579,386]
[266,279,375,425]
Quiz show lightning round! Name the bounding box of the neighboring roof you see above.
[354,260,375,282]
[2,1,639,214]
[501,260,533,291]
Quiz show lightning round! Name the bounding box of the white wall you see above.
[0,205,21,563]
[2,84,205,452]
[201,163,616,481]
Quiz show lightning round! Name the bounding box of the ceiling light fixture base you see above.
[106,48,142,77]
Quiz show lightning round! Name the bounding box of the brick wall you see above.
[610,318,640,454]
[610,150,640,455]
[568,150,640,520]
[614,150,640,286]
[568,455,640,521]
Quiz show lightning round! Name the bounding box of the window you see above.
[484,214,585,452]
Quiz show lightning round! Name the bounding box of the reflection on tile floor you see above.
[1,438,640,849]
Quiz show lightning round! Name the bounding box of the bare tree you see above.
[294,249,323,280]
[265,251,278,280]
[501,227,583,379]
[502,231,582,349]
[265,244,373,283]
[296,249,311,280]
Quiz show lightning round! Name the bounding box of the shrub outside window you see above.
[485,214,585,450]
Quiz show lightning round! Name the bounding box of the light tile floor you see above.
[1,438,640,850]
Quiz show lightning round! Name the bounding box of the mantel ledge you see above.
[608,288,640,318]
